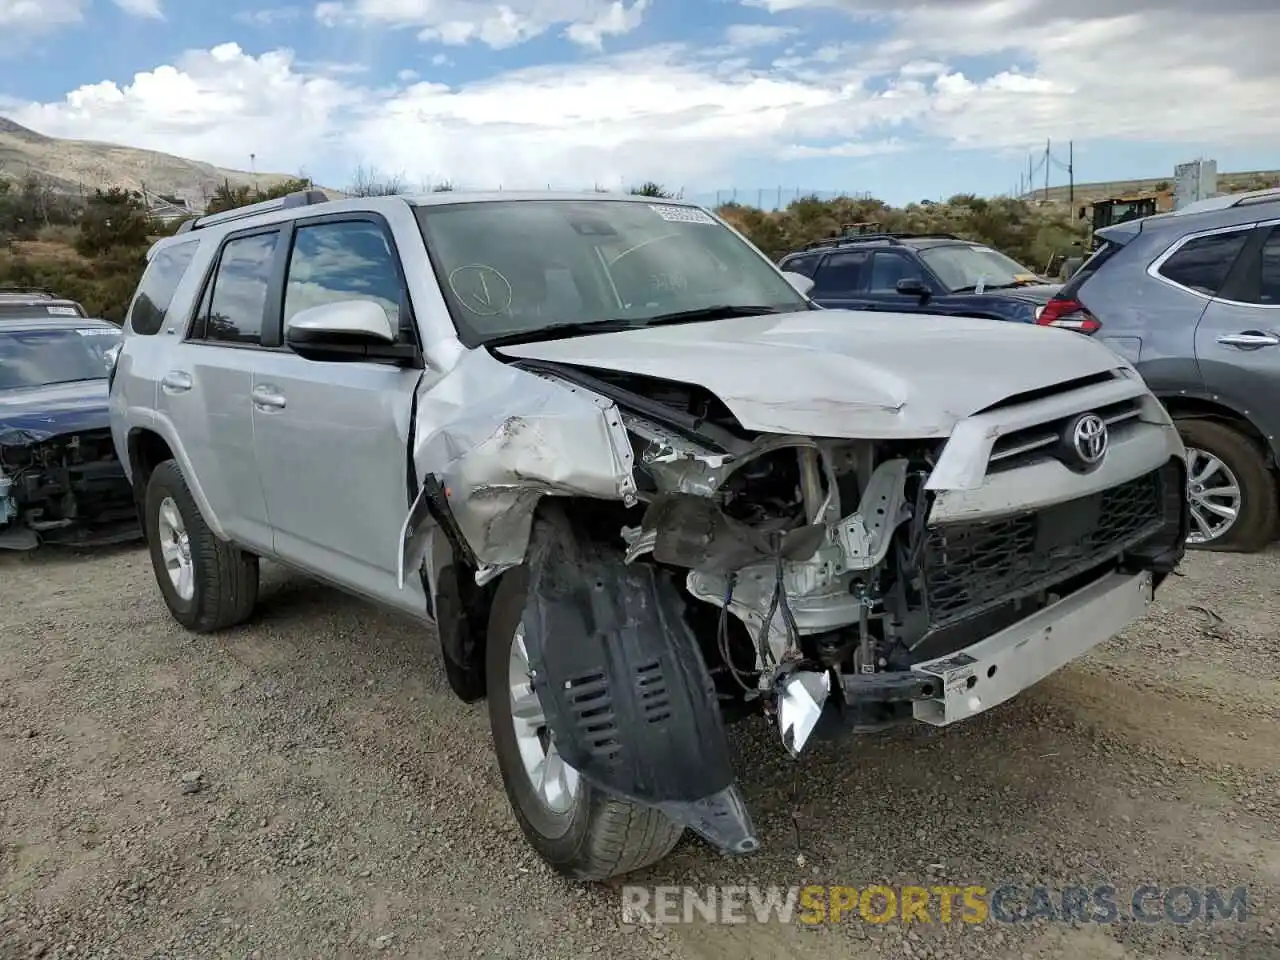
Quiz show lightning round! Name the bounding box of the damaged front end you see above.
[405,351,1185,862]
[0,426,139,550]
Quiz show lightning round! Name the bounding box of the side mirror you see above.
[781,271,815,297]
[285,300,418,364]
[896,277,930,298]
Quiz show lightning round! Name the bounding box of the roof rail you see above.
[1172,186,1280,217]
[0,285,56,299]
[176,188,332,234]
[801,231,961,251]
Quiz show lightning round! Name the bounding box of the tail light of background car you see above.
[1035,297,1101,334]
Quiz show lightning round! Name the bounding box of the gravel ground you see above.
[1,544,1277,960]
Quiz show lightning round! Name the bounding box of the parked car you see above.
[110,189,1186,881]
[0,316,138,550]
[0,286,89,320]
[1035,186,1280,552]
[777,232,1060,322]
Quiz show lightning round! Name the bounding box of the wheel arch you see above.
[125,423,228,538]
[1158,395,1275,468]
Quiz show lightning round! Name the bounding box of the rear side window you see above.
[780,253,821,278]
[191,231,280,346]
[1258,229,1280,304]
[812,251,867,296]
[128,240,198,336]
[1156,230,1250,297]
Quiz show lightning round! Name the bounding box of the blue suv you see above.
[778,232,1061,323]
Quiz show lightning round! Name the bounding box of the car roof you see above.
[150,189,707,257]
[0,316,118,334]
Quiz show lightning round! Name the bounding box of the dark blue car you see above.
[0,316,138,550]
[777,232,1062,323]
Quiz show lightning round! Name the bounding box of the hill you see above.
[0,116,296,209]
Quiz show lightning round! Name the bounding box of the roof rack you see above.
[801,231,962,251]
[176,188,333,234]
[1172,186,1280,217]
[0,286,56,299]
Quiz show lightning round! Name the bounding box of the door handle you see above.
[251,384,286,410]
[1216,332,1280,348]
[160,371,192,393]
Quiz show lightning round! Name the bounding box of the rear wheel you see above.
[144,460,259,631]
[1175,418,1278,553]
[485,567,683,881]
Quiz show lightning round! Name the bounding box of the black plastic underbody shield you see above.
[521,505,758,855]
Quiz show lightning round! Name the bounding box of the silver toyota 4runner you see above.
[110,189,1188,881]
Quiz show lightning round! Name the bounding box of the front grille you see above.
[921,468,1168,628]
[987,397,1142,473]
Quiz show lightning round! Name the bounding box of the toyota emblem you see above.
[1070,413,1108,466]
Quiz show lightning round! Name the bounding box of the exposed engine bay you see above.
[0,428,139,550]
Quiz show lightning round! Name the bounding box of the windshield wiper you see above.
[482,305,787,348]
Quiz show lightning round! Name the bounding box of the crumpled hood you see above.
[0,380,110,446]
[496,310,1127,438]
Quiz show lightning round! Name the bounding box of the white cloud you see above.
[112,0,163,17]
[722,23,798,48]
[0,0,84,29]
[234,6,300,26]
[315,0,649,49]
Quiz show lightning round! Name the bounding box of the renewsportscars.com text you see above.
[620,884,1249,926]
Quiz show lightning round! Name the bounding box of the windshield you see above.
[0,327,121,390]
[919,244,1039,291]
[414,199,808,345]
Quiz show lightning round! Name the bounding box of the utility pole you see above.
[1044,138,1050,202]
[1067,140,1074,211]
[1027,154,1033,198]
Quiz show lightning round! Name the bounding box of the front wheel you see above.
[1176,418,1278,553]
[144,459,259,631]
[485,568,683,881]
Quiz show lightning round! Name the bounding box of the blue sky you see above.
[1,0,1277,207]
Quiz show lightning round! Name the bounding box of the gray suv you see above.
[109,189,1186,880]
[1035,187,1280,552]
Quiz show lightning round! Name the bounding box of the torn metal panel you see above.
[400,349,636,587]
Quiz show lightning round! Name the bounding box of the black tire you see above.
[1176,418,1278,553]
[485,565,683,881]
[144,459,259,632]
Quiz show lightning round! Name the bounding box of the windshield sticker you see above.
[48,306,80,316]
[75,327,118,336]
[648,204,716,225]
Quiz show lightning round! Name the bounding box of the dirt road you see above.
[2,545,1277,959]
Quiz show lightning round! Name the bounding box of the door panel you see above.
[156,342,272,551]
[250,353,422,610]
[1193,226,1280,453]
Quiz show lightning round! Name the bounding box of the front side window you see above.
[1157,230,1249,297]
[868,252,926,293]
[197,232,279,345]
[415,200,808,345]
[283,221,404,330]
[811,252,866,295]
[0,327,122,391]
[918,244,1035,292]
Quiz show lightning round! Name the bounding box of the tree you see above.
[347,165,406,197]
[629,182,673,198]
[204,177,313,214]
[76,187,153,256]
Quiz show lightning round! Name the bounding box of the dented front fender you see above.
[399,349,638,590]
